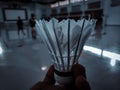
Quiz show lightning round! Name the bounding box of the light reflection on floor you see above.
[110,59,116,66]
[0,44,3,55]
[83,45,120,66]
[41,66,47,71]
[84,45,102,56]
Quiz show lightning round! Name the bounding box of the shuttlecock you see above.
[35,18,94,85]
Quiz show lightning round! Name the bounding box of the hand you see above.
[30,64,91,90]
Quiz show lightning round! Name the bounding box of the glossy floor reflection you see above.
[0,25,120,90]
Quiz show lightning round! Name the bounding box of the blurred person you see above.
[17,16,25,36]
[29,13,36,40]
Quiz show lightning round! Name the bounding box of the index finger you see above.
[43,65,55,85]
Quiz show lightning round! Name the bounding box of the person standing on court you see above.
[17,16,25,37]
[29,13,36,40]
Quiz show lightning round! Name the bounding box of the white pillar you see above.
[102,0,111,26]
[81,0,86,18]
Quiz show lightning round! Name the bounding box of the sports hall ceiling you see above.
[0,0,65,4]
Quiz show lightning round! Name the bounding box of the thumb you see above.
[72,64,86,79]
[75,76,91,90]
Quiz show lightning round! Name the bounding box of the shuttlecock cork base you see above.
[54,69,73,85]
